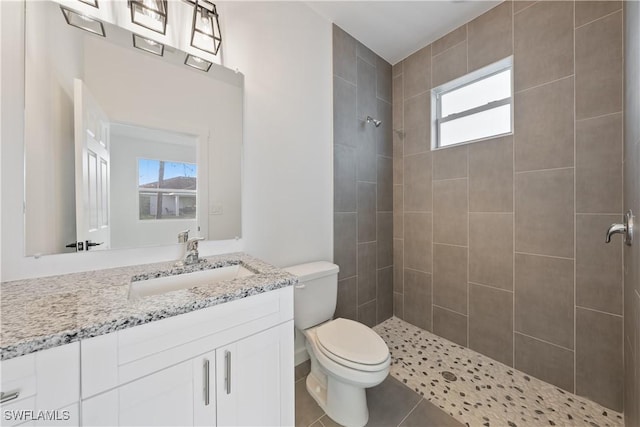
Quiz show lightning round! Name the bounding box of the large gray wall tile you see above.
[377,100,393,157]
[469,283,514,366]
[515,168,574,258]
[404,269,432,331]
[433,244,468,314]
[403,46,431,98]
[432,25,466,57]
[576,113,623,213]
[404,213,432,273]
[433,306,468,346]
[333,77,357,148]
[334,144,356,212]
[357,182,377,243]
[333,25,356,84]
[377,56,392,103]
[377,267,394,323]
[358,242,377,304]
[358,299,377,328]
[377,156,393,212]
[575,1,622,28]
[377,212,393,268]
[576,11,623,120]
[403,94,430,156]
[432,42,468,88]
[334,213,356,280]
[404,153,432,212]
[515,332,575,392]
[357,123,377,182]
[335,276,357,320]
[357,57,377,121]
[515,253,574,349]
[393,186,403,238]
[576,307,623,411]
[433,179,468,246]
[467,1,513,72]
[468,136,513,213]
[514,1,574,91]
[514,77,574,172]
[576,214,623,315]
[469,213,513,290]
[433,145,468,181]
[393,239,403,293]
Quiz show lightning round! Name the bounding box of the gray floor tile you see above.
[295,360,311,381]
[399,400,464,427]
[365,376,421,427]
[296,379,324,427]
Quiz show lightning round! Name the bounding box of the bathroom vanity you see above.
[0,254,296,426]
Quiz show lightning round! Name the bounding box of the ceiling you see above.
[306,1,501,65]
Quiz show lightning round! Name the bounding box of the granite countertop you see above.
[0,253,297,361]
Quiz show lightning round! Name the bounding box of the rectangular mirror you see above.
[24,0,243,256]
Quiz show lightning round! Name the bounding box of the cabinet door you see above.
[216,321,294,427]
[82,352,215,427]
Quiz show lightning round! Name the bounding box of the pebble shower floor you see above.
[373,317,624,427]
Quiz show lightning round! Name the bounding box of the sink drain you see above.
[441,371,458,382]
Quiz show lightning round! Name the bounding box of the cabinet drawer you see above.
[0,343,80,427]
[82,286,293,398]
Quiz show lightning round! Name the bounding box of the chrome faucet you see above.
[183,237,205,265]
[605,210,634,246]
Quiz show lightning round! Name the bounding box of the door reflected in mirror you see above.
[24,0,242,256]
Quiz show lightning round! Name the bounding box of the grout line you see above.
[433,242,468,249]
[468,211,514,215]
[575,8,623,31]
[469,280,514,294]
[513,0,538,16]
[573,0,577,394]
[514,166,574,175]
[431,39,467,61]
[430,42,434,333]
[333,73,357,88]
[514,74,574,95]
[396,399,423,427]
[308,413,325,427]
[514,251,574,261]
[432,176,467,183]
[433,303,468,318]
[512,0,516,369]
[466,149,470,346]
[576,305,624,319]
[576,212,626,216]
[514,331,575,353]
[575,110,623,123]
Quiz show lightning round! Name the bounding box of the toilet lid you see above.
[315,318,389,365]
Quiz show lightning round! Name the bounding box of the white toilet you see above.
[284,262,390,427]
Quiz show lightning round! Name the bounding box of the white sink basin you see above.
[129,264,254,299]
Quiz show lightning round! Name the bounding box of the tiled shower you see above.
[332,1,639,425]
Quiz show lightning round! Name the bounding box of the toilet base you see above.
[305,354,370,427]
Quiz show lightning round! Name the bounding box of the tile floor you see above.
[295,359,464,427]
[296,317,625,427]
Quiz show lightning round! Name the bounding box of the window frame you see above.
[431,56,514,150]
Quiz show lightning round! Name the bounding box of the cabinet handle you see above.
[1,390,20,404]
[225,350,231,395]
[203,359,210,406]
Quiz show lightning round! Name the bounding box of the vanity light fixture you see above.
[132,34,164,56]
[184,54,212,72]
[129,0,168,35]
[78,0,99,8]
[60,6,105,37]
[189,0,221,55]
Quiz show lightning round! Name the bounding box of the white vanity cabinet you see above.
[0,342,80,427]
[81,286,294,427]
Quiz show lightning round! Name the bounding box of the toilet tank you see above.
[284,261,339,330]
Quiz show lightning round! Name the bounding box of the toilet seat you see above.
[314,318,389,372]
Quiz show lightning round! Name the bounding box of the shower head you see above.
[366,116,382,127]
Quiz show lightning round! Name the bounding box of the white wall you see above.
[220,1,334,268]
[1,1,332,281]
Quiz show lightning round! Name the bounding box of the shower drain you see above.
[441,371,458,382]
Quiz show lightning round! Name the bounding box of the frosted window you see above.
[440,104,511,147]
[433,57,513,148]
[441,70,511,117]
